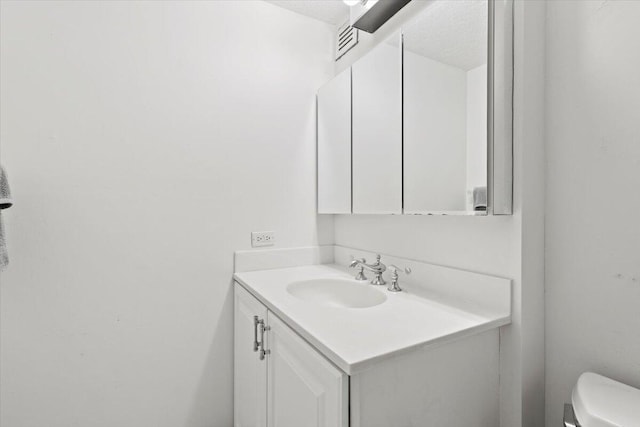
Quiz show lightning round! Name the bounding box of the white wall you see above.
[0,1,333,426]
[334,2,547,427]
[404,51,467,212]
[512,3,547,426]
[544,1,640,426]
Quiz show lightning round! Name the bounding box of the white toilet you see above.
[564,372,640,427]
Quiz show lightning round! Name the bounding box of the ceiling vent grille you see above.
[335,21,358,61]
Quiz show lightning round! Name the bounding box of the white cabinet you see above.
[316,0,514,215]
[352,33,402,214]
[234,284,268,427]
[316,32,402,215]
[234,283,348,427]
[235,281,500,426]
[317,68,352,214]
[267,313,348,427]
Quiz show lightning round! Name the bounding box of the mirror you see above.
[316,0,513,215]
[403,0,489,215]
[352,31,402,214]
[317,67,352,214]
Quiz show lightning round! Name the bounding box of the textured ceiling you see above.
[403,0,488,70]
[265,0,349,25]
[265,0,487,70]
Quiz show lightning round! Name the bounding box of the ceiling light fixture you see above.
[351,0,411,33]
[343,0,360,6]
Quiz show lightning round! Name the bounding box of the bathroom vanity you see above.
[235,2,516,425]
[233,247,511,427]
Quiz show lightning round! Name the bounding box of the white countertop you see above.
[234,263,511,375]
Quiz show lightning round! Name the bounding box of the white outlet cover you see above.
[251,231,275,248]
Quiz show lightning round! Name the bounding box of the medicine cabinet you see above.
[316,0,513,215]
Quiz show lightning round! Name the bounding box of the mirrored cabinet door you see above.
[403,0,489,215]
[315,0,512,216]
[317,68,352,214]
[352,33,402,214]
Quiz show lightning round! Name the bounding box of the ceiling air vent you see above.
[335,21,358,61]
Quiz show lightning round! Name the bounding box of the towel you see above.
[0,217,7,270]
[1,166,13,271]
[473,186,487,211]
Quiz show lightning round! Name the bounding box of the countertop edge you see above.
[233,272,511,376]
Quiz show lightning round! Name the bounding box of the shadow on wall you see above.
[186,281,234,427]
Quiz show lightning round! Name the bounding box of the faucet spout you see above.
[358,254,386,286]
[360,262,386,274]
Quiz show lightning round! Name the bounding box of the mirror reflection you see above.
[403,0,488,214]
[353,31,402,214]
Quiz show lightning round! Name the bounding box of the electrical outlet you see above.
[251,231,275,248]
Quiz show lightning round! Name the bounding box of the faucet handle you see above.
[349,256,366,268]
[388,265,411,275]
[349,256,368,281]
[387,265,411,292]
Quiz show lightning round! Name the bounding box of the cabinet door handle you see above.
[253,316,260,352]
[258,320,271,361]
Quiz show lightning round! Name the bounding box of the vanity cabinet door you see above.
[234,283,268,427]
[266,313,348,427]
[317,67,352,214]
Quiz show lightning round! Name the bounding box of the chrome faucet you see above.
[349,257,368,281]
[387,265,411,292]
[350,254,386,286]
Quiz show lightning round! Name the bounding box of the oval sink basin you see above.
[287,278,387,309]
